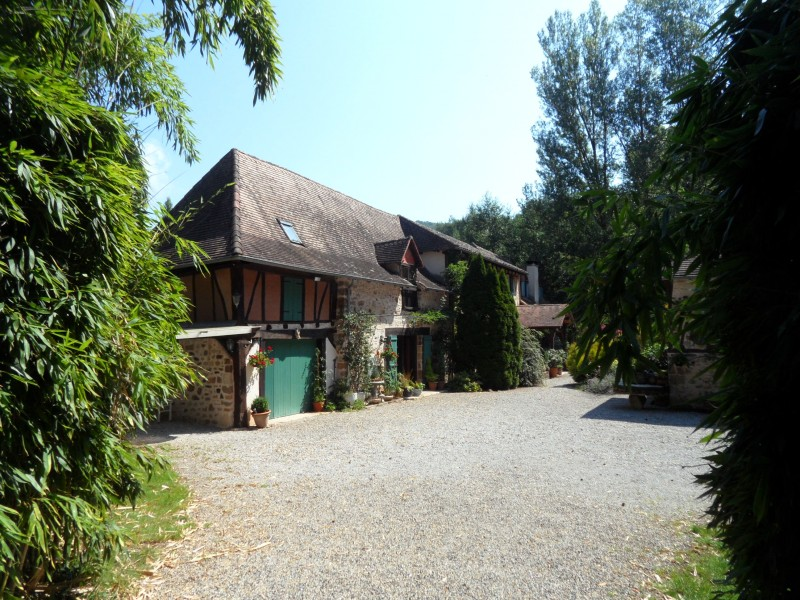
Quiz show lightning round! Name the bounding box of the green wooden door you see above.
[262,339,315,418]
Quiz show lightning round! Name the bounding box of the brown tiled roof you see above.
[416,268,446,292]
[162,149,523,291]
[374,238,412,264]
[398,216,526,275]
[517,304,570,329]
[163,149,414,287]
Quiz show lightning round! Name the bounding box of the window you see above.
[509,275,517,296]
[278,218,303,244]
[400,264,418,310]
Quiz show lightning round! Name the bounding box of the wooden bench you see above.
[615,384,670,409]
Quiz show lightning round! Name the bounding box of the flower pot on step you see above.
[252,410,270,429]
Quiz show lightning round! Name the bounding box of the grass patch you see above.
[90,449,191,598]
[654,524,736,600]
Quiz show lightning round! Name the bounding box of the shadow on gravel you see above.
[129,421,229,446]
[581,396,709,428]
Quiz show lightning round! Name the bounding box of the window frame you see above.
[278,218,303,245]
[400,264,418,310]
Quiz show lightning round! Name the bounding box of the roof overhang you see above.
[177,325,261,340]
[171,256,416,289]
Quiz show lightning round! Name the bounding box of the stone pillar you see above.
[233,339,251,427]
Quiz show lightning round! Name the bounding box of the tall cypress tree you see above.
[454,255,492,374]
[481,264,522,390]
[455,255,522,390]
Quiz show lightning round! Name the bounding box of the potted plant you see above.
[250,396,270,428]
[545,349,562,378]
[412,380,424,397]
[384,368,399,400]
[248,346,275,369]
[398,373,414,398]
[424,357,439,391]
[556,349,566,375]
[312,348,326,412]
[380,343,398,377]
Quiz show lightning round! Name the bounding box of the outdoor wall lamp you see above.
[232,292,242,308]
[226,338,235,354]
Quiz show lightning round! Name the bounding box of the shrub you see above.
[583,371,617,394]
[520,329,547,386]
[447,372,482,392]
[566,341,606,382]
[545,348,568,369]
[328,379,350,411]
[634,343,669,375]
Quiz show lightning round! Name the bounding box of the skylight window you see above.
[278,218,303,245]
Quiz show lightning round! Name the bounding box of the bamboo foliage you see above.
[0,0,281,595]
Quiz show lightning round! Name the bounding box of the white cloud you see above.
[143,142,173,207]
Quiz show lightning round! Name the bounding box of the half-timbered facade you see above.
[161,149,454,428]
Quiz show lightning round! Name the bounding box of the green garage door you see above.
[262,339,315,418]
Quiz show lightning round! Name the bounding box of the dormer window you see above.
[278,218,303,245]
[400,264,415,281]
[400,264,418,310]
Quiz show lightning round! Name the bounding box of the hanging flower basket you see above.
[380,347,398,361]
[248,346,275,369]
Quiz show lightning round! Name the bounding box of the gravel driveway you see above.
[133,376,713,599]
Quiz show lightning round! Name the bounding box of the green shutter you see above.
[423,335,432,371]
[282,277,303,321]
[389,335,398,375]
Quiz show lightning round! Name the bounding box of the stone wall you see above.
[333,278,447,381]
[177,338,236,428]
[672,276,696,302]
[668,351,718,409]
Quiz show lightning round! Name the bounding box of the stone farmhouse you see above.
[160,149,526,428]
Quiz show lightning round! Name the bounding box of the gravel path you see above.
[133,376,713,599]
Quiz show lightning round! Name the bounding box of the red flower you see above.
[247,347,275,369]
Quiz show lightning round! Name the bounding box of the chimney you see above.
[526,260,540,304]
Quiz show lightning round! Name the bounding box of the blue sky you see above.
[143,0,627,223]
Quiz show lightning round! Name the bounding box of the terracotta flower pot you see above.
[312,401,324,412]
[252,410,270,428]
